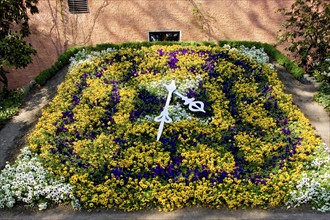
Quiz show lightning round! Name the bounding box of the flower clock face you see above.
[155,80,206,141]
[29,45,321,211]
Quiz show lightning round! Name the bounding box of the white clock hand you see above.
[174,90,206,113]
[155,80,176,141]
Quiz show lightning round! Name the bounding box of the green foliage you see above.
[0,0,39,38]
[314,82,330,111]
[0,89,23,128]
[0,0,39,92]
[35,68,56,86]
[313,60,330,84]
[202,41,216,46]
[277,0,330,73]
[218,40,305,79]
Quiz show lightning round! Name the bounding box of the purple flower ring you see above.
[28,45,321,211]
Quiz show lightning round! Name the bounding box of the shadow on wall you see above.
[187,0,218,41]
[39,0,293,54]
[218,0,292,41]
[94,0,202,43]
[44,0,111,56]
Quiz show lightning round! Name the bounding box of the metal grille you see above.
[68,0,89,14]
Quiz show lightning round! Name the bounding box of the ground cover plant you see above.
[313,59,330,111]
[314,83,330,111]
[1,44,329,211]
[0,89,23,128]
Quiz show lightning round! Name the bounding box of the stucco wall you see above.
[7,0,294,89]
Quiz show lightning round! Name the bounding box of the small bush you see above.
[0,90,23,128]
[277,0,329,73]
[314,82,330,111]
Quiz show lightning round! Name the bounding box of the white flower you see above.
[224,45,272,64]
[69,48,116,70]
[38,202,47,211]
[6,200,15,208]
[287,144,330,212]
[0,146,79,210]
[222,44,231,49]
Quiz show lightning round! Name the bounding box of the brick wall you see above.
[7,0,294,89]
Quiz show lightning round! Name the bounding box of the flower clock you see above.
[29,45,321,211]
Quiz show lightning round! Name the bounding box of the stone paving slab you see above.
[0,206,330,220]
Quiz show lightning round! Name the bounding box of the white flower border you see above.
[286,144,330,212]
[0,147,80,210]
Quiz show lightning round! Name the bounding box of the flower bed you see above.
[0,147,79,210]
[4,45,327,211]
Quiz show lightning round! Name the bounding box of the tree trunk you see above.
[301,42,314,73]
[0,66,9,96]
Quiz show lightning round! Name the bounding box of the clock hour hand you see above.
[155,80,176,141]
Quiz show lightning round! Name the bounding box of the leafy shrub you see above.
[277,0,330,73]
[313,59,330,84]
[0,89,23,128]
[0,0,39,93]
[314,83,330,111]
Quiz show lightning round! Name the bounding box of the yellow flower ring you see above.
[29,45,320,210]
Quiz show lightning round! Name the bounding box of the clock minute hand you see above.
[174,90,206,113]
[154,80,176,141]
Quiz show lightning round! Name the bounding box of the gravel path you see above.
[0,65,329,219]
[0,66,68,169]
[275,64,330,147]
